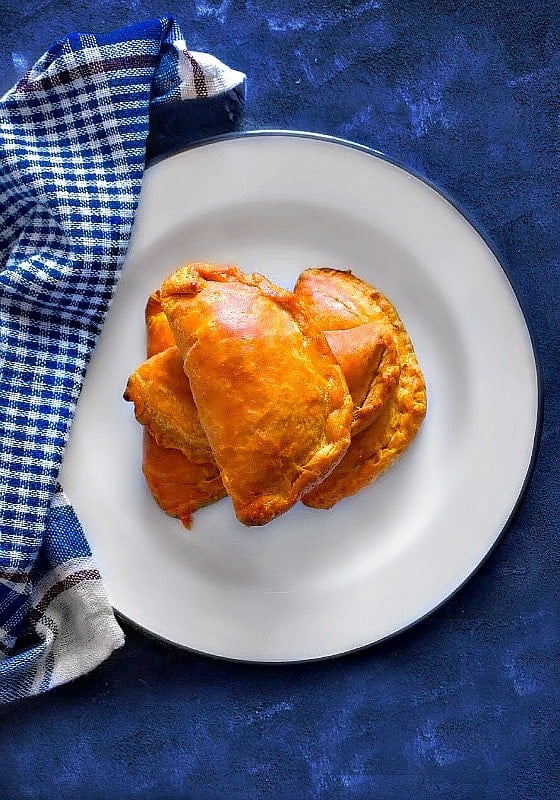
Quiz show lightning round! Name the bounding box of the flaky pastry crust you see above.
[124,291,226,529]
[294,268,427,508]
[160,262,354,526]
[145,290,177,357]
[124,346,212,463]
[141,430,225,528]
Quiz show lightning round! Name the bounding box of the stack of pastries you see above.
[124,262,427,527]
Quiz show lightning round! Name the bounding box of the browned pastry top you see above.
[160,262,354,525]
[294,268,427,508]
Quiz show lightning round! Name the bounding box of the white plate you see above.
[60,132,541,662]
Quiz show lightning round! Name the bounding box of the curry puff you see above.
[141,431,225,529]
[124,262,426,527]
[126,293,401,527]
[124,290,225,529]
[293,268,427,509]
[145,290,177,357]
[124,346,213,463]
[159,263,354,526]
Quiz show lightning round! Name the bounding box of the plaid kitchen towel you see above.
[0,16,245,704]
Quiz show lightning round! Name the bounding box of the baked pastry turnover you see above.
[293,268,427,508]
[124,291,225,529]
[145,290,177,357]
[141,431,225,529]
[124,262,426,527]
[159,263,354,526]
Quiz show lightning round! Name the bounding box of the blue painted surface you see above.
[1,1,559,797]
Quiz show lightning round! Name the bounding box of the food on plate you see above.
[127,303,402,527]
[141,430,225,528]
[124,262,426,527]
[125,347,227,528]
[124,346,213,462]
[126,291,225,529]
[145,290,177,357]
[293,268,427,508]
[159,262,353,526]
[324,323,399,434]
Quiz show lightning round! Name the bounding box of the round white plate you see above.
[60,132,541,662]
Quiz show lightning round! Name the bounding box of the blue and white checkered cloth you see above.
[0,16,245,704]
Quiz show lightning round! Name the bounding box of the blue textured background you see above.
[1,2,559,798]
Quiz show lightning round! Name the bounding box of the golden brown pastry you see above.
[293,268,427,508]
[325,323,399,434]
[159,262,354,526]
[128,292,226,529]
[124,346,213,463]
[145,290,177,357]
[141,430,225,528]
[130,325,388,453]
[146,299,394,438]
[145,284,399,438]
[128,293,395,526]
[293,267,388,330]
